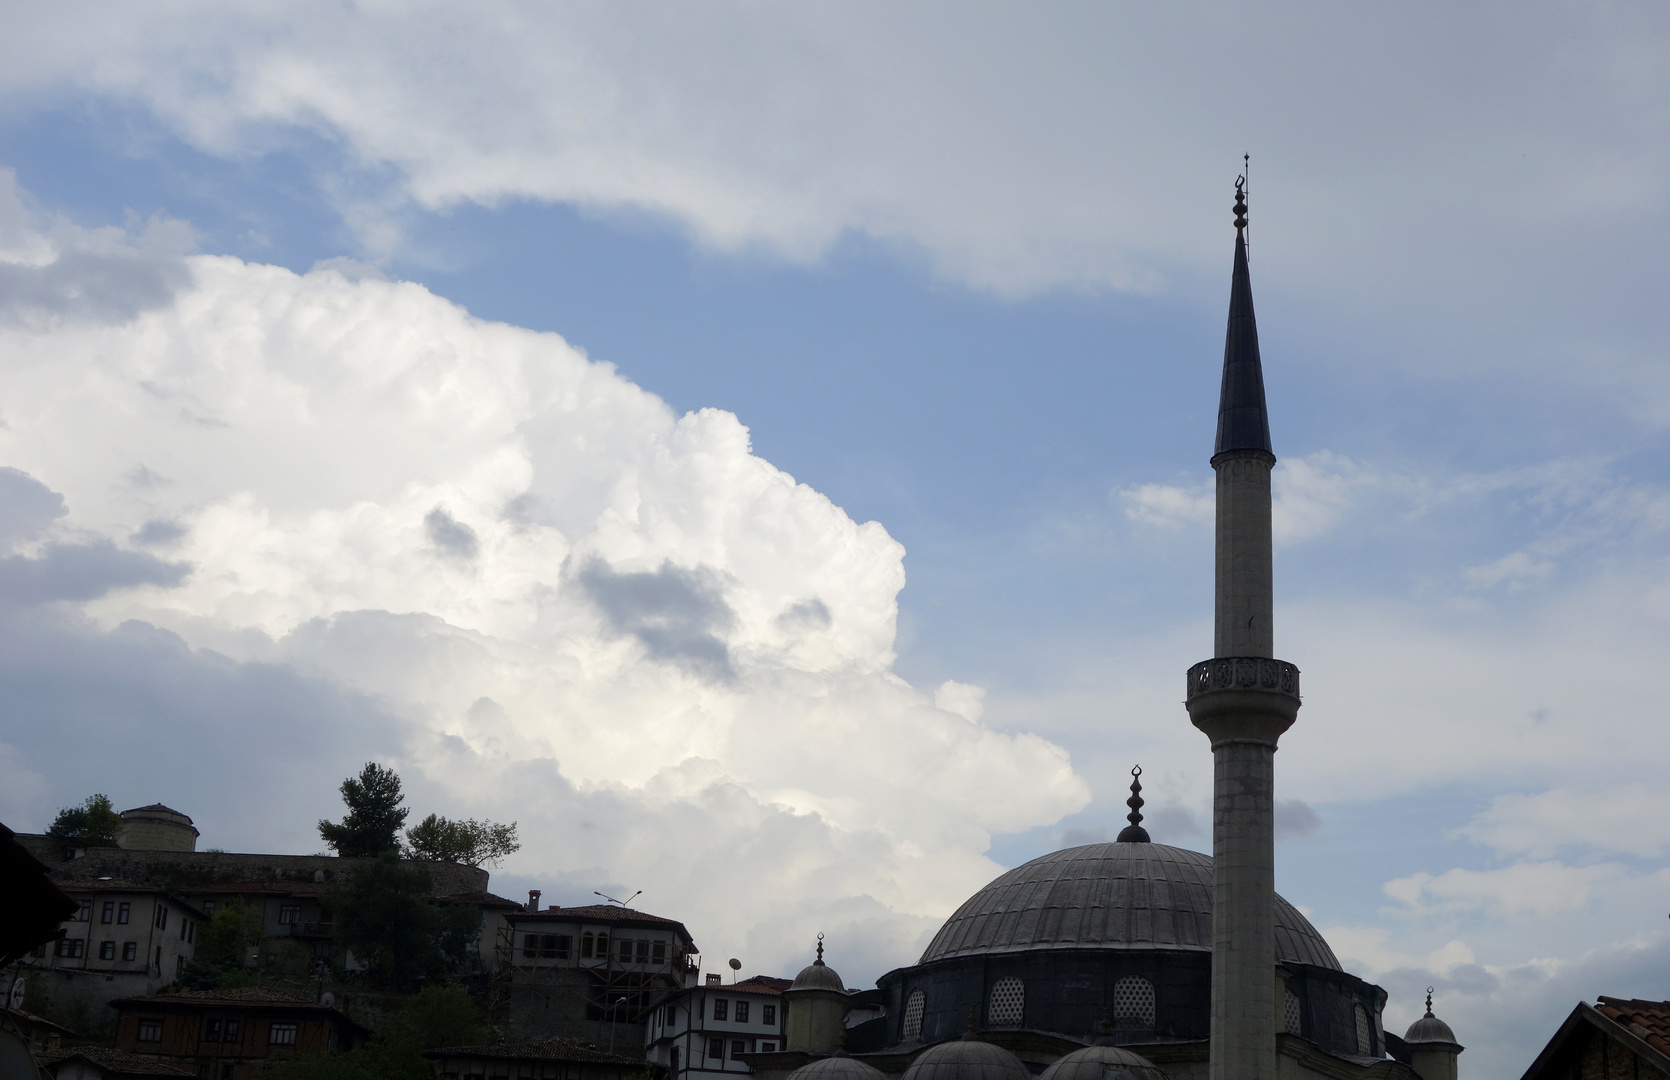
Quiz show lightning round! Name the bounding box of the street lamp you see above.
[608,995,629,1053]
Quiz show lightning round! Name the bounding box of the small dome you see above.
[902,1037,1030,1080]
[1041,1045,1167,1080]
[787,1055,888,1080]
[1405,1014,1459,1046]
[792,958,847,992]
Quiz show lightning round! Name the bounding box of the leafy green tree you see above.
[318,763,408,857]
[196,901,262,966]
[404,814,520,867]
[46,794,123,847]
[327,853,441,989]
[394,985,486,1049]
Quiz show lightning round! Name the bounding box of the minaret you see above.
[1184,176,1301,1080]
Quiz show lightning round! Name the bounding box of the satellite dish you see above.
[8,977,25,1010]
[728,958,741,970]
[320,992,335,1008]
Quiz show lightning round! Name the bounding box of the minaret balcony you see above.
[1187,657,1300,702]
[1185,657,1302,748]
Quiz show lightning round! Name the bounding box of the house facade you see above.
[23,881,202,1019]
[493,899,700,1054]
[425,1035,654,1080]
[645,974,791,1080]
[109,986,368,1080]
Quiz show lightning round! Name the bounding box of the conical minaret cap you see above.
[1214,179,1273,461]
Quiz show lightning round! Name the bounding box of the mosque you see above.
[748,181,1465,1080]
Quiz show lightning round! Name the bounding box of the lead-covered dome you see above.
[792,957,848,992]
[901,1037,1029,1080]
[788,1055,888,1080]
[1039,1045,1167,1080]
[920,843,1339,970]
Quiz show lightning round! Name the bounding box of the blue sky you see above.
[0,6,1668,1077]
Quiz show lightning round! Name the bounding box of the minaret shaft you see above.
[1186,179,1298,1080]
[1214,453,1275,658]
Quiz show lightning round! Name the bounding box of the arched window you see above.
[1113,976,1156,1029]
[987,977,1024,1027]
[1354,1004,1372,1055]
[901,989,926,1040]
[1283,985,1302,1035]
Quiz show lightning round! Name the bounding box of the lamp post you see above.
[608,995,628,1053]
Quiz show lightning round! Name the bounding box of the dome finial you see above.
[1116,765,1150,843]
[816,931,825,965]
[1425,987,1435,1018]
[1234,158,1248,234]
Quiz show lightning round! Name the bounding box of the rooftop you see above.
[424,1036,644,1064]
[39,1047,198,1076]
[1596,997,1670,1060]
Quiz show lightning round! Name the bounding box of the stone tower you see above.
[1184,178,1302,1080]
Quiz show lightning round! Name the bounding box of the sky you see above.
[0,4,1667,1076]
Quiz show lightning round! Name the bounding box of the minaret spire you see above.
[1115,766,1149,843]
[1185,174,1302,1080]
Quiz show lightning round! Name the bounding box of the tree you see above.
[327,853,442,989]
[404,814,520,867]
[318,763,408,857]
[47,794,123,847]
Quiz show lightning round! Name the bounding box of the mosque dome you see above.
[900,1036,1030,1080]
[1404,994,1460,1046]
[787,1055,888,1080]
[792,955,848,992]
[919,842,1340,970]
[1038,1045,1167,1080]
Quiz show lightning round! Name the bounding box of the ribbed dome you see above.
[791,959,847,992]
[901,1037,1030,1080]
[920,843,1339,970]
[1404,1013,1459,1046]
[1039,1045,1167,1080]
[787,1055,888,1080]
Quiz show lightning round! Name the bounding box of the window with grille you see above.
[122,941,137,961]
[713,999,728,1021]
[102,902,114,924]
[1113,976,1156,1029]
[987,978,1024,1027]
[55,938,84,958]
[1354,1004,1372,1055]
[271,1023,298,1045]
[735,1001,750,1024]
[763,1004,776,1025]
[707,1038,723,1059]
[118,902,130,924]
[731,1040,746,1058]
[901,990,925,1039]
[761,1041,777,1052]
[1283,986,1302,1035]
[653,940,667,963]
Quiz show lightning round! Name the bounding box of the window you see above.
[653,940,666,963]
[522,933,540,959]
[735,1001,750,1024]
[205,1019,222,1042]
[76,901,91,922]
[155,945,162,970]
[137,1019,163,1043]
[181,918,190,940]
[713,999,728,1021]
[901,990,925,1040]
[55,938,84,958]
[99,941,116,960]
[1113,976,1156,1029]
[225,1020,240,1042]
[760,1042,777,1053]
[636,939,649,963]
[731,1040,746,1058]
[278,905,302,925]
[665,1005,677,1026]
[177,956,186,976]
[987,977,1024,1027]
[102,901,115,924]
[118,902,131,925]
[201,900,216,916]
[1354,1004,1372,1055]
[155,906,168,930]
[547,935,570,959]
[707,1038,723,1060]
[619,939,633,963]
[1283,985,1303,1035]
[762,1004,776,1026]
[270,1023,299,1046]
[581,932,594,958]
[123,941,137,961]
[595,933,608,957]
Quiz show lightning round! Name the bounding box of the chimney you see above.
[527,890,541,913]
[706,974,722,986]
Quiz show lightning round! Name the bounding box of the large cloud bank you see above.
[0,177,1087,977]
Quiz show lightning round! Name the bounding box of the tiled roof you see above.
[424,1036,642,1064]
[115,986,322,1008]
[1596,998,1670,1059]
[733,976,793,996]
[39,1047,198,1076]
[520,904,684,926]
